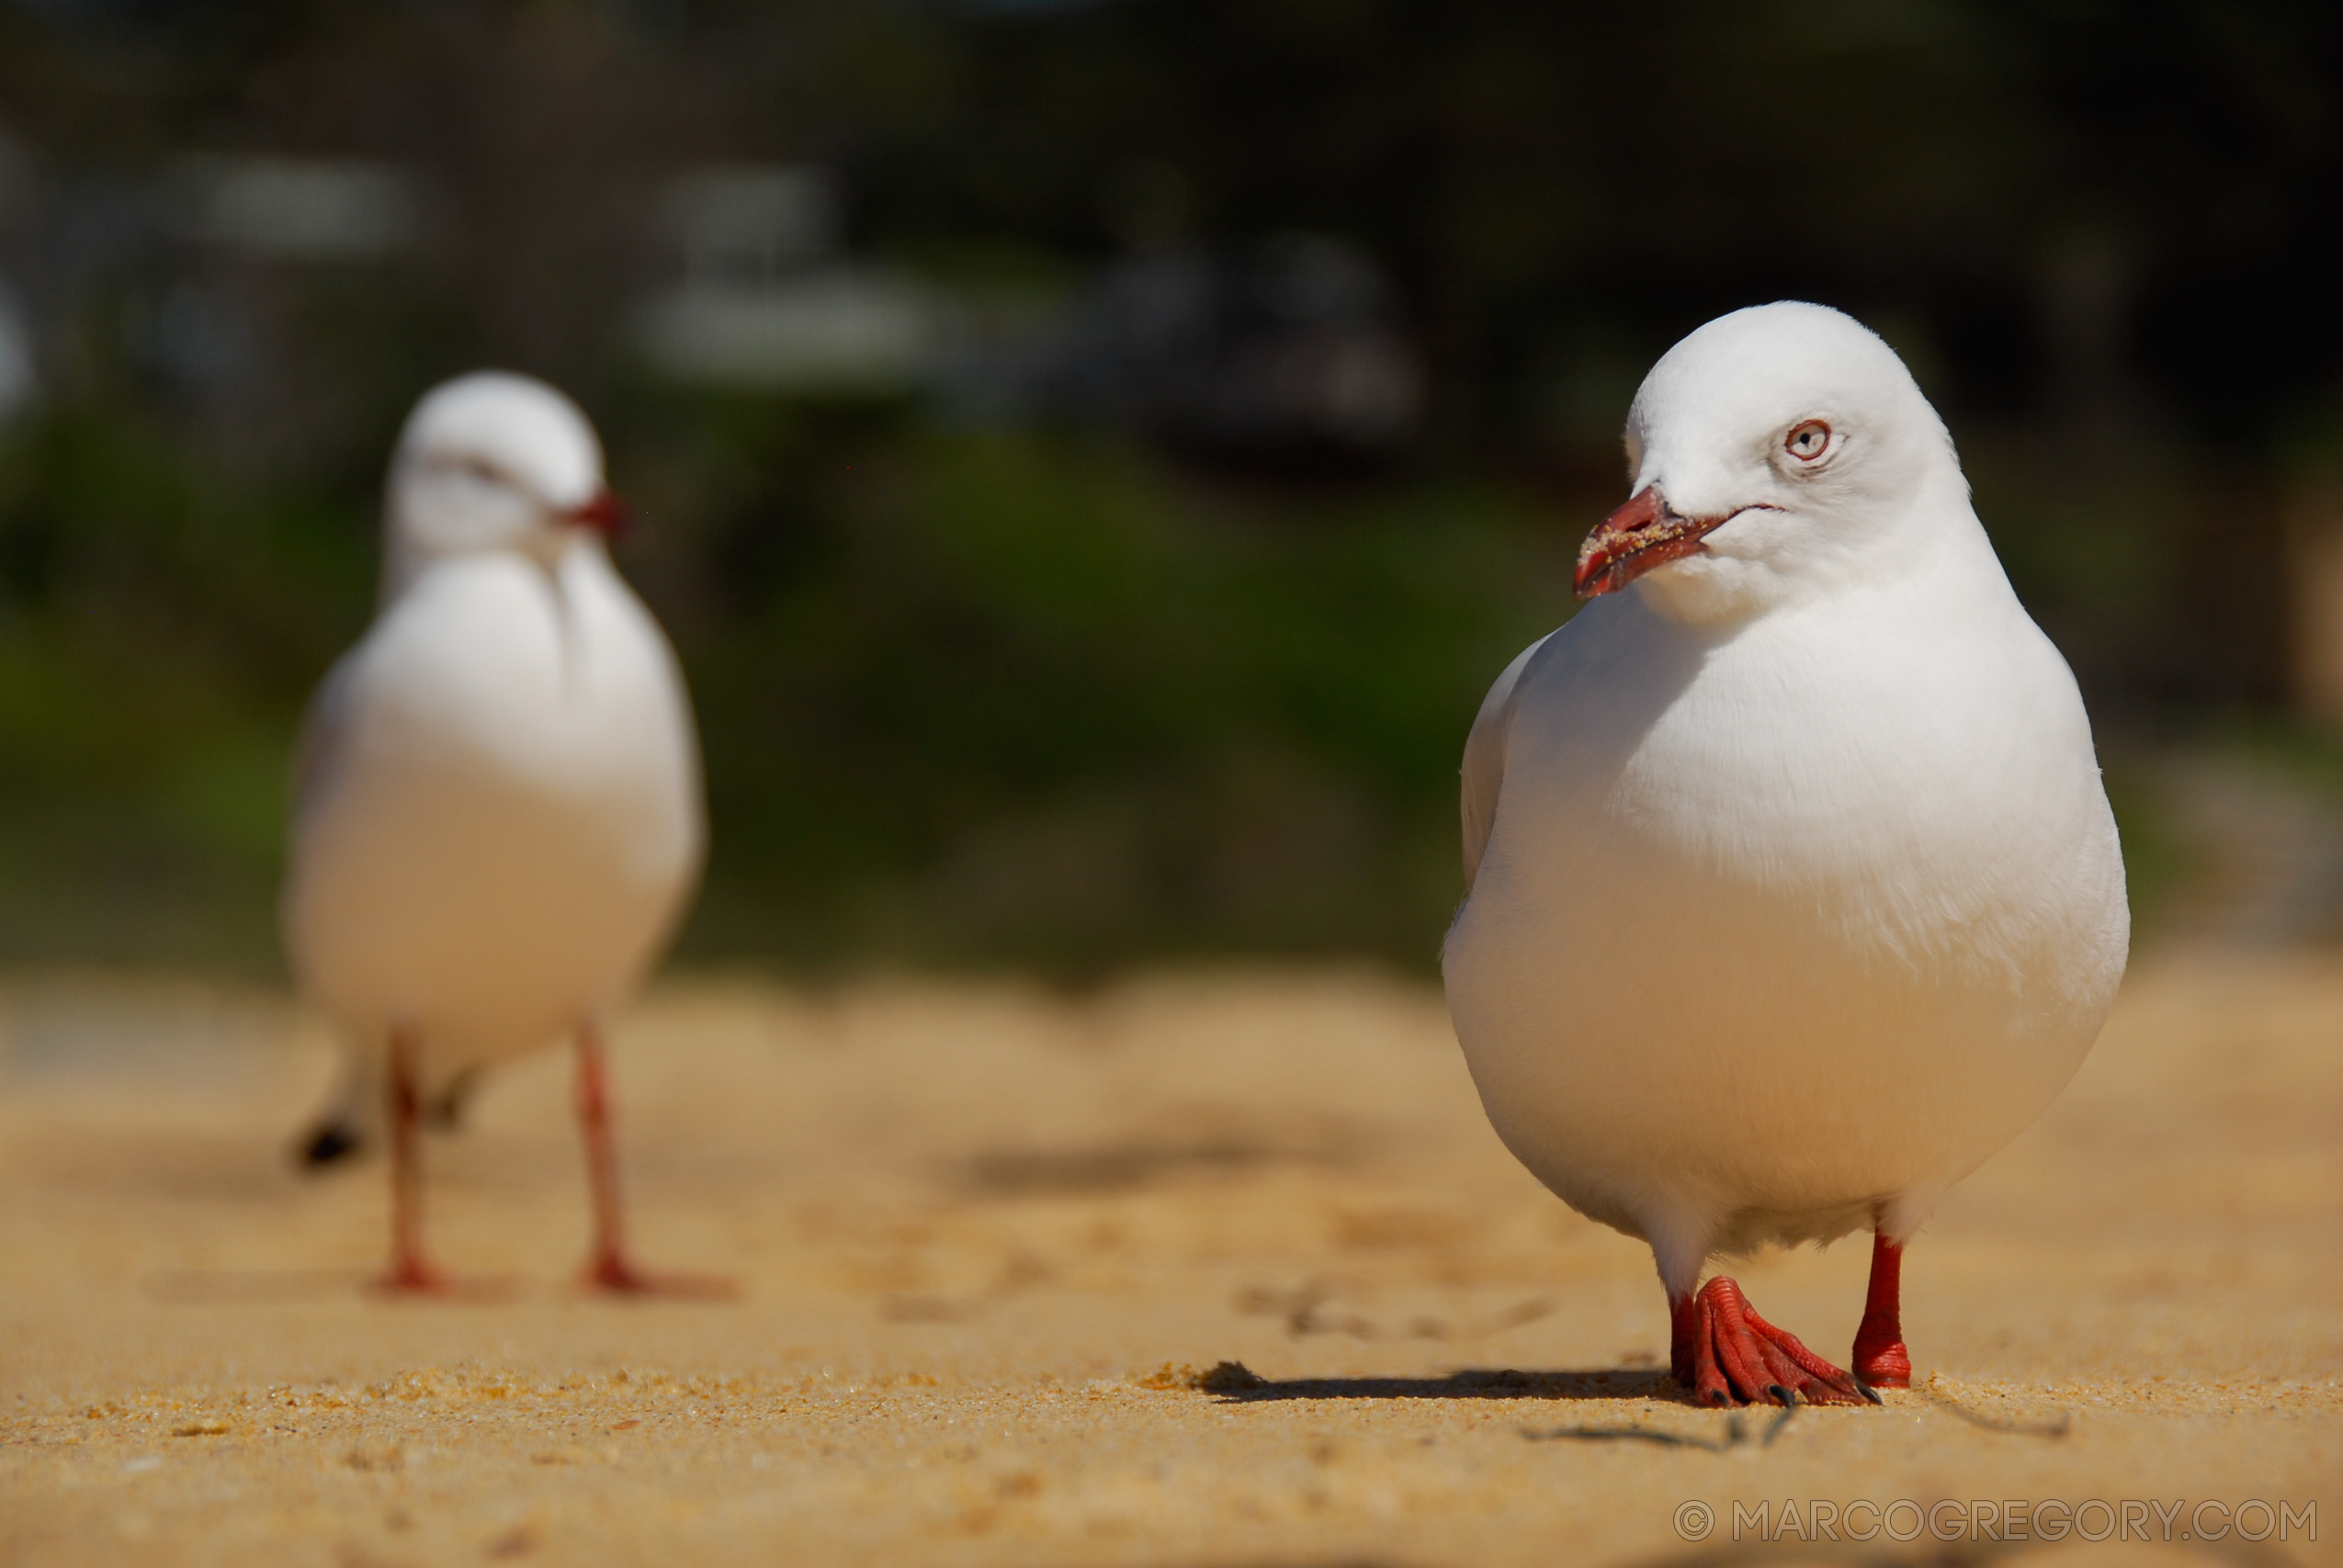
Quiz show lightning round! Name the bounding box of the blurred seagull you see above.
[1443,303,2127,1405]
[286,371,710,1294]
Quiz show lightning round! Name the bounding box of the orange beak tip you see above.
[1572,486,1724,599]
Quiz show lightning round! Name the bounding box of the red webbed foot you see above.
[583,1253,739,1300]
[372,1258,513,1302]
[376,1256,451,1295]
[1671,1277,1879,1407]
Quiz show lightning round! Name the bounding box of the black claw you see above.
[1855,1378,1884,1405]
[1767,1384,1795,1408]
[298,1122,362,1168]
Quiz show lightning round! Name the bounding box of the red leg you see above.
[379,1028,449,1293]
[1851,1231,1912,1388]
[1669,1276,1878,1407]
[1670,1291,1702,1386]
[573,1025,734,1298]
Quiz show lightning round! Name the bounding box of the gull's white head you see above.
[384,371,625,590]
[1576,302,1971,623]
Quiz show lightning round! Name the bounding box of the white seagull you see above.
[1443,303,2128,1404]
[285,371,709,1294]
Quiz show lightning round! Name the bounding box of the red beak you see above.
[1572,485,1729,600]
[565,489,631,538]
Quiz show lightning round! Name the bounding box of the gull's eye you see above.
[1784,420,1831,463]
[427,452,509,490]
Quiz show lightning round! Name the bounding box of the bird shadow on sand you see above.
[144,1269,376,1303]
[1194,1361,1819,1450]
[143,1269,523,1304]
[1194,1363,1679,1404]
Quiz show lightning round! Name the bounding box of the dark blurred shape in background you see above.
[5,0,2343,974]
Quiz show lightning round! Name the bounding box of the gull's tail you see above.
[297,1117,365,1167]
[289,1043,480,1170]
[290,1039,380,1172]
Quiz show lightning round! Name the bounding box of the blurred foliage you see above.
[6,0,2340,968]
[2097,752,2196,942]
[0,405,365,965]
[679,429,1574,970]
[0,397,1577,974]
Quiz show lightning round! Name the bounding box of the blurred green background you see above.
[5,0,2343,976]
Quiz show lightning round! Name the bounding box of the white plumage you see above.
[1442,302,2127,1402]
[285,371,705,1290]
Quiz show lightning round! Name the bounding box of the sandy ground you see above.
[0,955,2337,1566]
